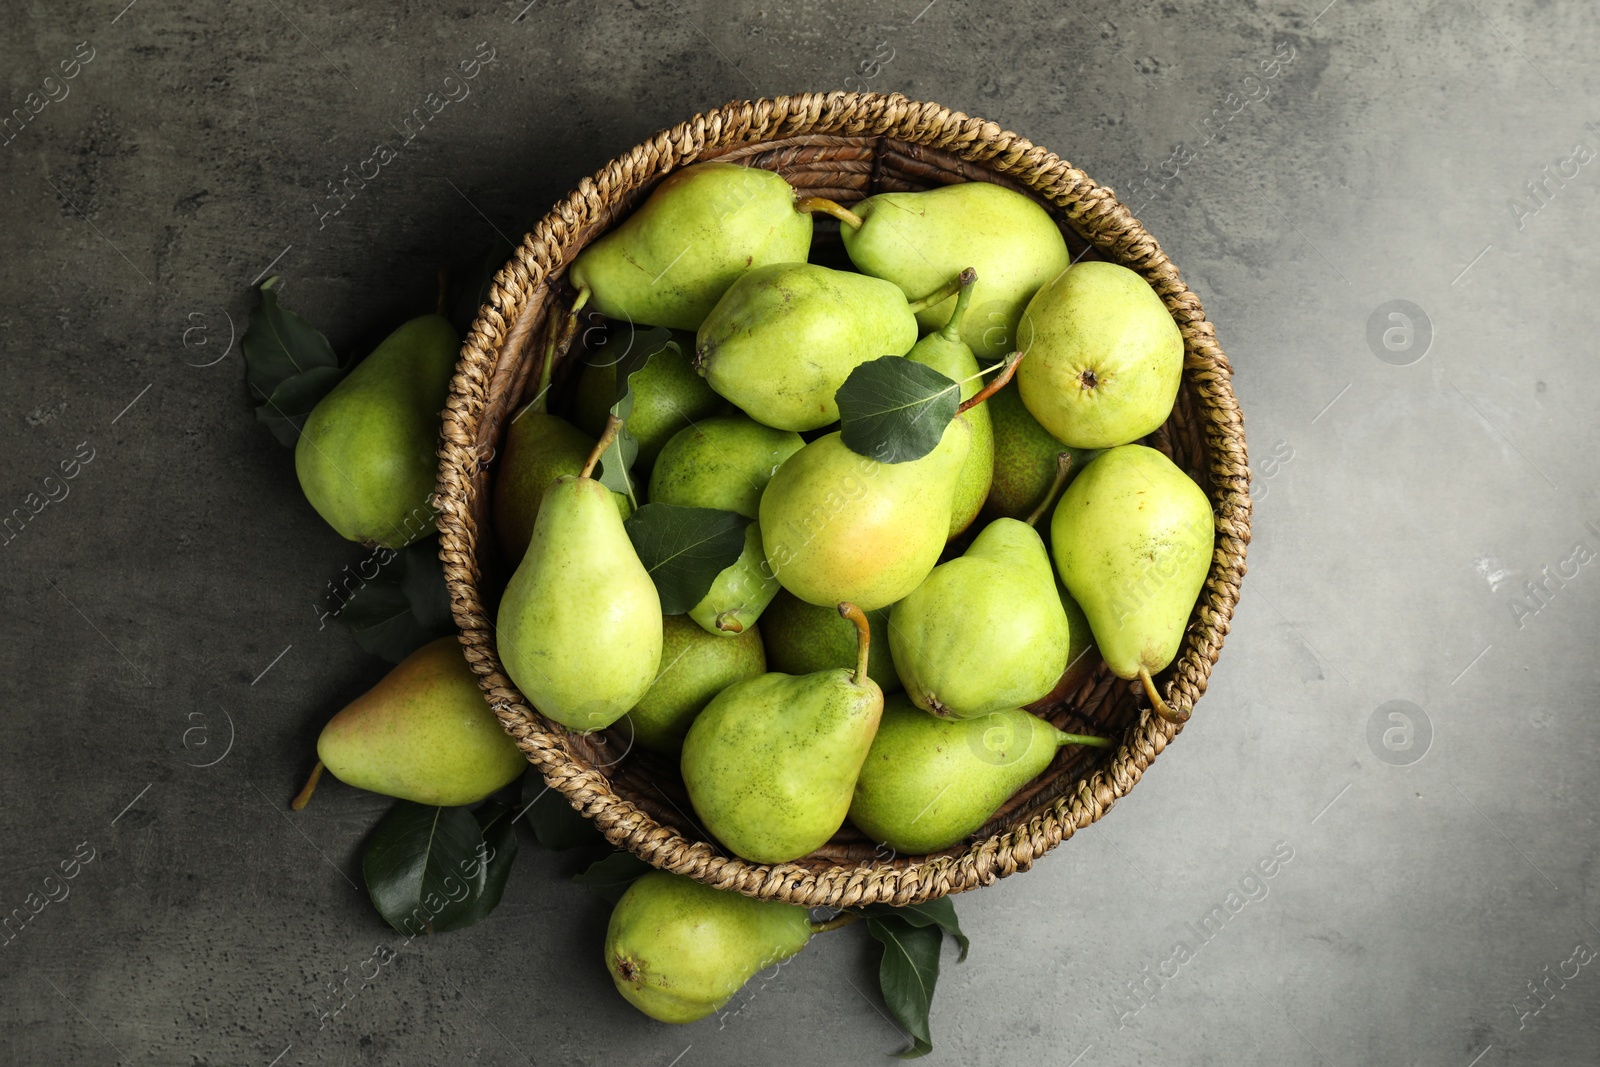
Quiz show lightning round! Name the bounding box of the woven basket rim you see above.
[435,91,1252,908]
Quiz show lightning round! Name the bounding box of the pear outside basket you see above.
[436,92,1251,907]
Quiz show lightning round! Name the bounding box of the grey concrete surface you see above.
[3,0,1598,1064]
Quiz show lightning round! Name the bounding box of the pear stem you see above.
[809,912,862,934]
[795,196,864,229]
[290,761,325,811]
[436,268,449,315]
[1140,667,1189,726]
[1025,452,1074,529]
[837,602,872,687]
[581,414,623,480]
[956,351,1024,416]
[1056,731,1114,749]
[906,269,970,316]
[936,267,979,340]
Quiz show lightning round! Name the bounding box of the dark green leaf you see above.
[337,540,453,662]
[254,364,344,446]
[521,775,604,851]
[857,898,970,962]
[363,802,491,937]
[242,278,344,447]
[836,356,961,463]
[463,800,521,923]
[572,851,653,904]
[623,503,749,614]
[866,915,943,1058]
[589,326,676,500]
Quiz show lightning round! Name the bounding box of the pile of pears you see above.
[290,160,1218,1027]
[486,159,1214,860]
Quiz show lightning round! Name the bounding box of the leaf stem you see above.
[838,602,872,687]
[810,912,863,934]
[582,414,623,480]
[1140,666,1189,725]
[795,196,864,229]
[956,351,1024,416]
[291,760,325,811]
[1025,452,1073,528]
[936,268,979,340]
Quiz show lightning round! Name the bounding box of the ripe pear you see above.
[984,381,1100,523]
[492,408,629,562]
[649,415,804,635]
[1025,586,1101,708]
[1015,261,1183,449]
[626,615,765,755]
[568,162,813,331]
[295,314,458,548]
[605,871,813,1023]
[298,637,525,809]
[695,262,919,431]
[904,269,994,538]
[496,420,663,732]
[889,518,1069,718]
[760,589,901,694]
[817,182,1072,359]
[759,419,971,611]
[1051,444,1213,698]
[849,696,1110,855]
[681,605,884,864]
[572,331,724,473]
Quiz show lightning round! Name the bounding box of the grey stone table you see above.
[3,1,1597,1064]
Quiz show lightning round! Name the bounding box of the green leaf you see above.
[836,356,962,463]
[857,898,970,962]
[336,540,453,662]
[572,851,652,904]
[521,775,604,851]
[363,802,494,937]
[865,915,944,1058]
[467,800,521,921]
[622,503,749,614]
[254,364,344,446]
[242,277,345,447]
[589,326,677,500]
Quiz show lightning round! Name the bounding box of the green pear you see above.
[759,589,901,694]
[681,605,884,864]
[572,331,724,473]
[984,381,1100,523]
[492,408,630,562]
[759,419,971,611]
[497,421,663,732]
[695,262,919,431]
[848,696,1110,854]
[1051,444,1213,699]
[649,415,805,517]
[904,269,994,538]
[605,871,813,1023]
[1015,261,1183,449]
[889,518,1069,718]
[569,162,813,332]
[649,415,804,636]
[626,615,765,755]
[1025,586,1101,709]
[815,182,1072,359]
[297,637,524,809]
[295,314,458,548]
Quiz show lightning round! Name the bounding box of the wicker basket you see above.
[436,92,1250,907]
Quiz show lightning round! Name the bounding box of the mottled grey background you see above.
[3,1,1598,1064]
